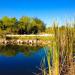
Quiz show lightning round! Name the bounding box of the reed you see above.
[45,21,75,75]
[35,21,75,75]
[52,22,59,75]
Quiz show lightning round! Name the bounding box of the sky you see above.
[0,0,75,26]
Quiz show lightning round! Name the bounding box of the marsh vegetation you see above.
[39,22,75,75]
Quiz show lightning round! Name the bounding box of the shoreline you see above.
[0,39,51,46]
[0,34,53,46]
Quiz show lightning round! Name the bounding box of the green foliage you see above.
[0,45,41,56]
[0,16,46,35]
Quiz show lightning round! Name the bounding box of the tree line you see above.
[0,16,46,34]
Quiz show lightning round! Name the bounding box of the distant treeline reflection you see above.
[0,45,42,56]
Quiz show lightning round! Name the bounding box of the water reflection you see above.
[0,45,46,75]
[0,45,42,56]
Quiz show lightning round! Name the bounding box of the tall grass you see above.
[44,21,75,75]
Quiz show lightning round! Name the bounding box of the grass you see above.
[5,34,54,41]
[42,22,75,75]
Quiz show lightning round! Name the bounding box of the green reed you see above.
[45,22,75,75]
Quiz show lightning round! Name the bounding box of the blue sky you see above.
[0,0,75,26]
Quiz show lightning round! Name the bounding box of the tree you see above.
[0,16,46,34]
[0,20,3,28]
[10,17,18,34]
[2,16,10,27]
[18,22,26,34]
[18,16,30,34]
[27,19,36,34]
[10,17,17,26]
[33,18,46,33]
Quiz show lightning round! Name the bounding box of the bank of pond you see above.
[0,39,51,47]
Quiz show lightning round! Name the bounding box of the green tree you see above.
[10,17,18,34]
[2,16,11,27]
[18,16,30,34]
[0,16,46,35]
[32,18,46,33]
[0,20,3,28]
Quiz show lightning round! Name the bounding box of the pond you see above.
[0,45,48,75]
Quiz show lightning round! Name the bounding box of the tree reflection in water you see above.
[0,45,42,57]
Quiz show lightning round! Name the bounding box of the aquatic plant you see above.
[44,21,75,75]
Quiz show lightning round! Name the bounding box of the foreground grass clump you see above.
[42,22,75,75]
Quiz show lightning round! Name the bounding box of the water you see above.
[0,45,47,75]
